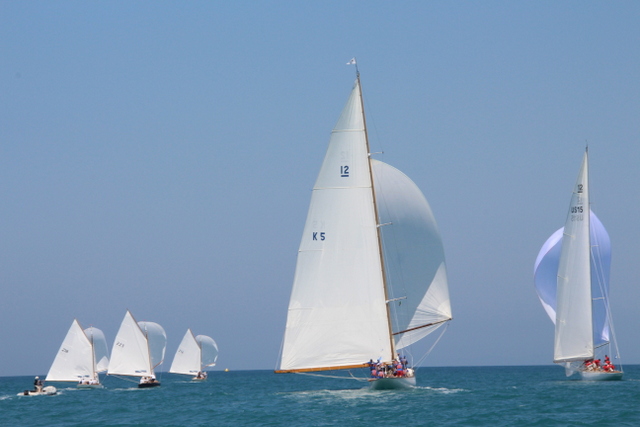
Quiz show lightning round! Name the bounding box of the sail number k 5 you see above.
[312,232,325,241]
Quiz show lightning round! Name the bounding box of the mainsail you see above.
[107,311,166,377]
[534,211,611,348]
[555,150,592,362]
[46,319,97,382]
[277,77,451,373]
[170,330,219,375]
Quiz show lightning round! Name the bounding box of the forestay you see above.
[372,160,452,349]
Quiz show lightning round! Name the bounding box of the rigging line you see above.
[414,322,449,368]
[589,223,621,364]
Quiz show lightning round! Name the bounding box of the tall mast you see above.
[88,327,97,379]
[356,70,397,361]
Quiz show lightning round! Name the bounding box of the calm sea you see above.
[2,365,639,426]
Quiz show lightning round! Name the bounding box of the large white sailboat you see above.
[276,70,452,390]
[107,311,167,388]
[534,149,622,381]
[169,329,219,380]
[46,319,109,389]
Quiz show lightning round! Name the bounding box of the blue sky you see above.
[1,1,639,376]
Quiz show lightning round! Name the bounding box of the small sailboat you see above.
[169,329,219,380]
[534,148,622,381]
[107,311,167,388]
[276,69,452,390]
[45,319,109,388]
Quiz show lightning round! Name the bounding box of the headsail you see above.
[278,79,391,373]
[196,335,219,369]
[85,326,110,373]
[170,329,201,375]
[554,151,593,363]
[372,160,452,349]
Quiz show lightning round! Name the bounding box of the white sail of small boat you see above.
[534,149,622,380]
[107,311,167,388]
[169,329,219,380]
[45,319,109,388]
[276,72,452,389]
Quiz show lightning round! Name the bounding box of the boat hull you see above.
[369,376,416,390]
[77,383,104,389]
[138,381,161,388]
[19,386,57,396]
[579,370,623,381]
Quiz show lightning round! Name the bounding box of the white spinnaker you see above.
[46,319,93,382]
[279,79,391,372]
[197,335,219,369]
[372,160,452,349]
[534,212,611,347]
[170,329,201,375]
[554,151,593,363]
[108,311,153,377]
[85,326,110,373]
[138,321,167,372]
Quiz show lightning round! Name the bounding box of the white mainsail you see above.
[554,151,592,363]
[534,211,611,347]
[170,330,219,375]
[107,311,167,377]
[46,319,97,382]
[277,77,451,373]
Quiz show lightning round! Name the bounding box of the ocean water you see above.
[2,365,640,426]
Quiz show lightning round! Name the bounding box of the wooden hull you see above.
[369,376,416,390]
[580,370,623,381]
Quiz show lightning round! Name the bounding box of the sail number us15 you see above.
[571,205,584,221]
